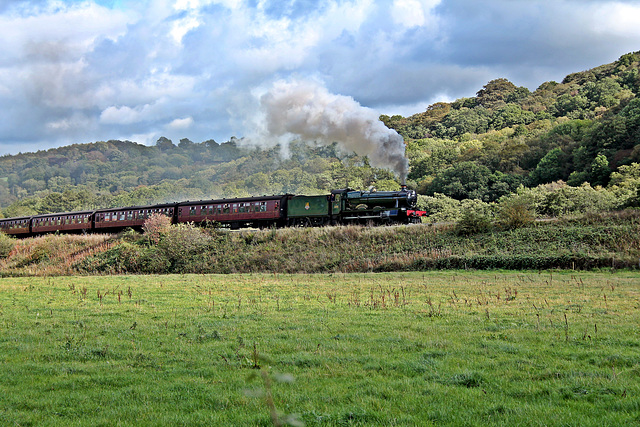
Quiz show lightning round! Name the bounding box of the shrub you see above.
[418,193,462,223]
[455,209,493,235]
[157,223,211,256]
[142,213,172,244]
[497,197,535,229]
[0,232,15,258]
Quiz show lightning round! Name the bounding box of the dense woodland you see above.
[1,52,639,220]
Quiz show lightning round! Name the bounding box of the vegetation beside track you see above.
[1,210,639,277]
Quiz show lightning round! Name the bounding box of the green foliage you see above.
[608,162,640,207]
[426,161,520,201]
[440,106,491,136]
[490,104,535,129]
[509,181,619,217]
[590,153,611,187]
[529,147,570,185]
[416,193,461,223]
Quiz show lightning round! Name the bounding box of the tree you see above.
[155,137,175,151]
[580,78,622,109]
[475,78,518,108]
[608,162,640,207]
[550,93,589,117]
[178,138,194,148]
[529,148,569,185]
[589,153,611,187]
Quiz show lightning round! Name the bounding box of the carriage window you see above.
[190,207,197,216]
[239,203,246,213]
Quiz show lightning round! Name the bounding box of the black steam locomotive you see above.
[0,187,425,237]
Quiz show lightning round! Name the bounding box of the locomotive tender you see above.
[0,187,425,237]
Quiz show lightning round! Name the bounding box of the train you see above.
[0,187,426,237]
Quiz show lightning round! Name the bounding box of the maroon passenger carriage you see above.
[31,211,93,234]
[93,203,177,232]
[0,216,31,236]
[176,194,289,229]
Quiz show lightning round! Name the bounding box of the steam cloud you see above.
[251,80,409,182]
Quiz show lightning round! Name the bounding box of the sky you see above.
[0,0,639,156]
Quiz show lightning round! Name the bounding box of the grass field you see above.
[1,271,639,426]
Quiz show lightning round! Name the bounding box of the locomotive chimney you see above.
[401,184,408,191]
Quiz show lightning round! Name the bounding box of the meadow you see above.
[1,271,639,426]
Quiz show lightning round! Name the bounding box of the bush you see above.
[157,223,212,258]
[455,209,493,235]
[497,197,535,229]
[0,232,15,258]
[417,193,461,223]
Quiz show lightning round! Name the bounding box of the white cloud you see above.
[100,106,142,125]
[391,0,440,28]
[167,117,194,129]
[592,2,640,37]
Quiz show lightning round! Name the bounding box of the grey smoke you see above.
[251,79,409,182]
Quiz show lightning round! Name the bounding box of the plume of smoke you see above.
[248,79,409,182]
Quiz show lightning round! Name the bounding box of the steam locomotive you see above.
[0,187,426,237]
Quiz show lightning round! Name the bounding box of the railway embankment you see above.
[1,209,638,276]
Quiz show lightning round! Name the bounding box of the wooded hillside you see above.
[384,51,640,202]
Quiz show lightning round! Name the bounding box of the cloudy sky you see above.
[0,0,639,156]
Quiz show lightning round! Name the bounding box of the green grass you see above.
[1,271,639,425]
